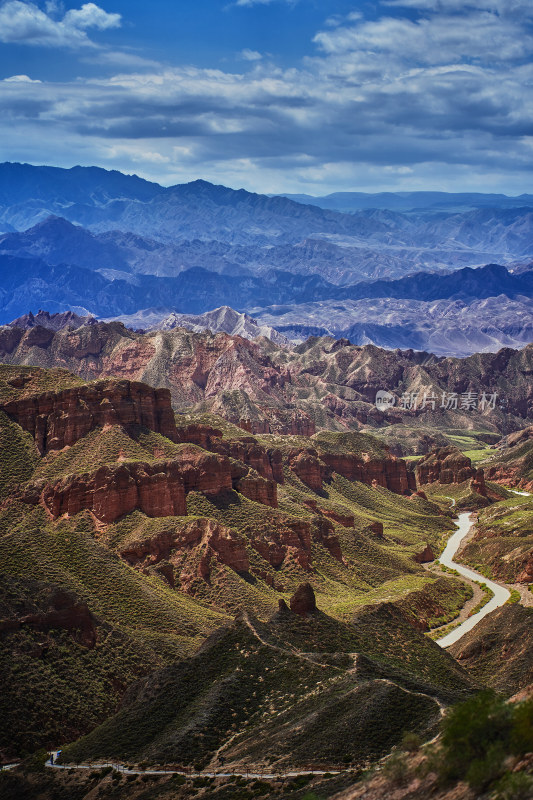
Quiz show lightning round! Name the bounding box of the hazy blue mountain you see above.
[2,212,532,288]
[0,163,532,356]
[280,190,533,214]
[252,296,533,357]
[1,164,532,280]
[340,264,533,302]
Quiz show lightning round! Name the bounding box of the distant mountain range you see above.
[0,162,532,357]
[280,190,533,214]
[1,163,533,283]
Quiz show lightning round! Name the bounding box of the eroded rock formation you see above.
[0,588,96,648]
[416,446,476,485]
[35,461,187,523]
[120,518,249,592]
[290,582,317,616]
[2,380,178,454]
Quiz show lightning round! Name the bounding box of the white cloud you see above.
[0,1,121,48]
[0,0,532,193]
[63,3,120,30]
[3,73,41,82]
[240,49,263,61]
[313,11,532,64]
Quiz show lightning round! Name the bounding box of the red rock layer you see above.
[234,475,278,508]
[251,519,312,570]
[36,461,187,523]
[517,555,533,583]
[320,451,416,494]
[2,380,178,454]
[175,423,284,484]
[290,583,317,616]
[289,446,415,495]
[413,544,435,563]
[120,518,250,592]
[302,498,355,528]
[175,446,232,496]
[470,468,487,497]
[416,446,475,485]
[289,449,331,492]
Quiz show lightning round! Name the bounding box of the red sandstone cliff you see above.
[2,379,178,454]
[120,518,250,592]
[416,446,476,485]
[33,460,187,523]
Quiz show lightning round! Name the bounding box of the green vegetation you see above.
[0,364,505,775]
[467,582,494,617]
[0,410,39,500]
[0,504,226,756]
[0,364,84,404]
[33,426,194,482]
[60,607,472,770]
[436,691,533,793]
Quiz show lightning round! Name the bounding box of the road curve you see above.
[436,512,510,648]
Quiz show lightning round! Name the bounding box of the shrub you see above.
[23,749,48,773]
[510,698,533,755]
[491,772,533,800]
[438,692,533,793]
[401,732,421,753]
[383,752,410,786]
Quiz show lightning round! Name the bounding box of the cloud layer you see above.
[1,0,532,193]
[0,1,120,48]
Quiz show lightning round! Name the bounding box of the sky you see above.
[0,0,532,194]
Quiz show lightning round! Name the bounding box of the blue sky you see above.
[1,0,532,194]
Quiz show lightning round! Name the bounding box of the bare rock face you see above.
[413,544,435,563]
[517,555,533,583]
[470,468,487,497]
[416,446,475,485]
[2,380,178,454]
[289,449,330,492]
[251,519,312,571]
[366,521,384,539]
[120,518,249,591]
[321,508,354,527]
[176,446,233,496]
[290,582,317,616]
[36,461,187,523]
[234,474,278,508]
[25,445,240,522]
[321,451,416,495]
[176,423,285,484]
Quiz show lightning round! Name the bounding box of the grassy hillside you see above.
[448,604,533,695]
[60,606,474,770]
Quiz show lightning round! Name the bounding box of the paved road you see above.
[44,752,343,780]
[436,512,511,648]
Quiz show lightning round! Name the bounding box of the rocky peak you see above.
[289,582,317,616]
